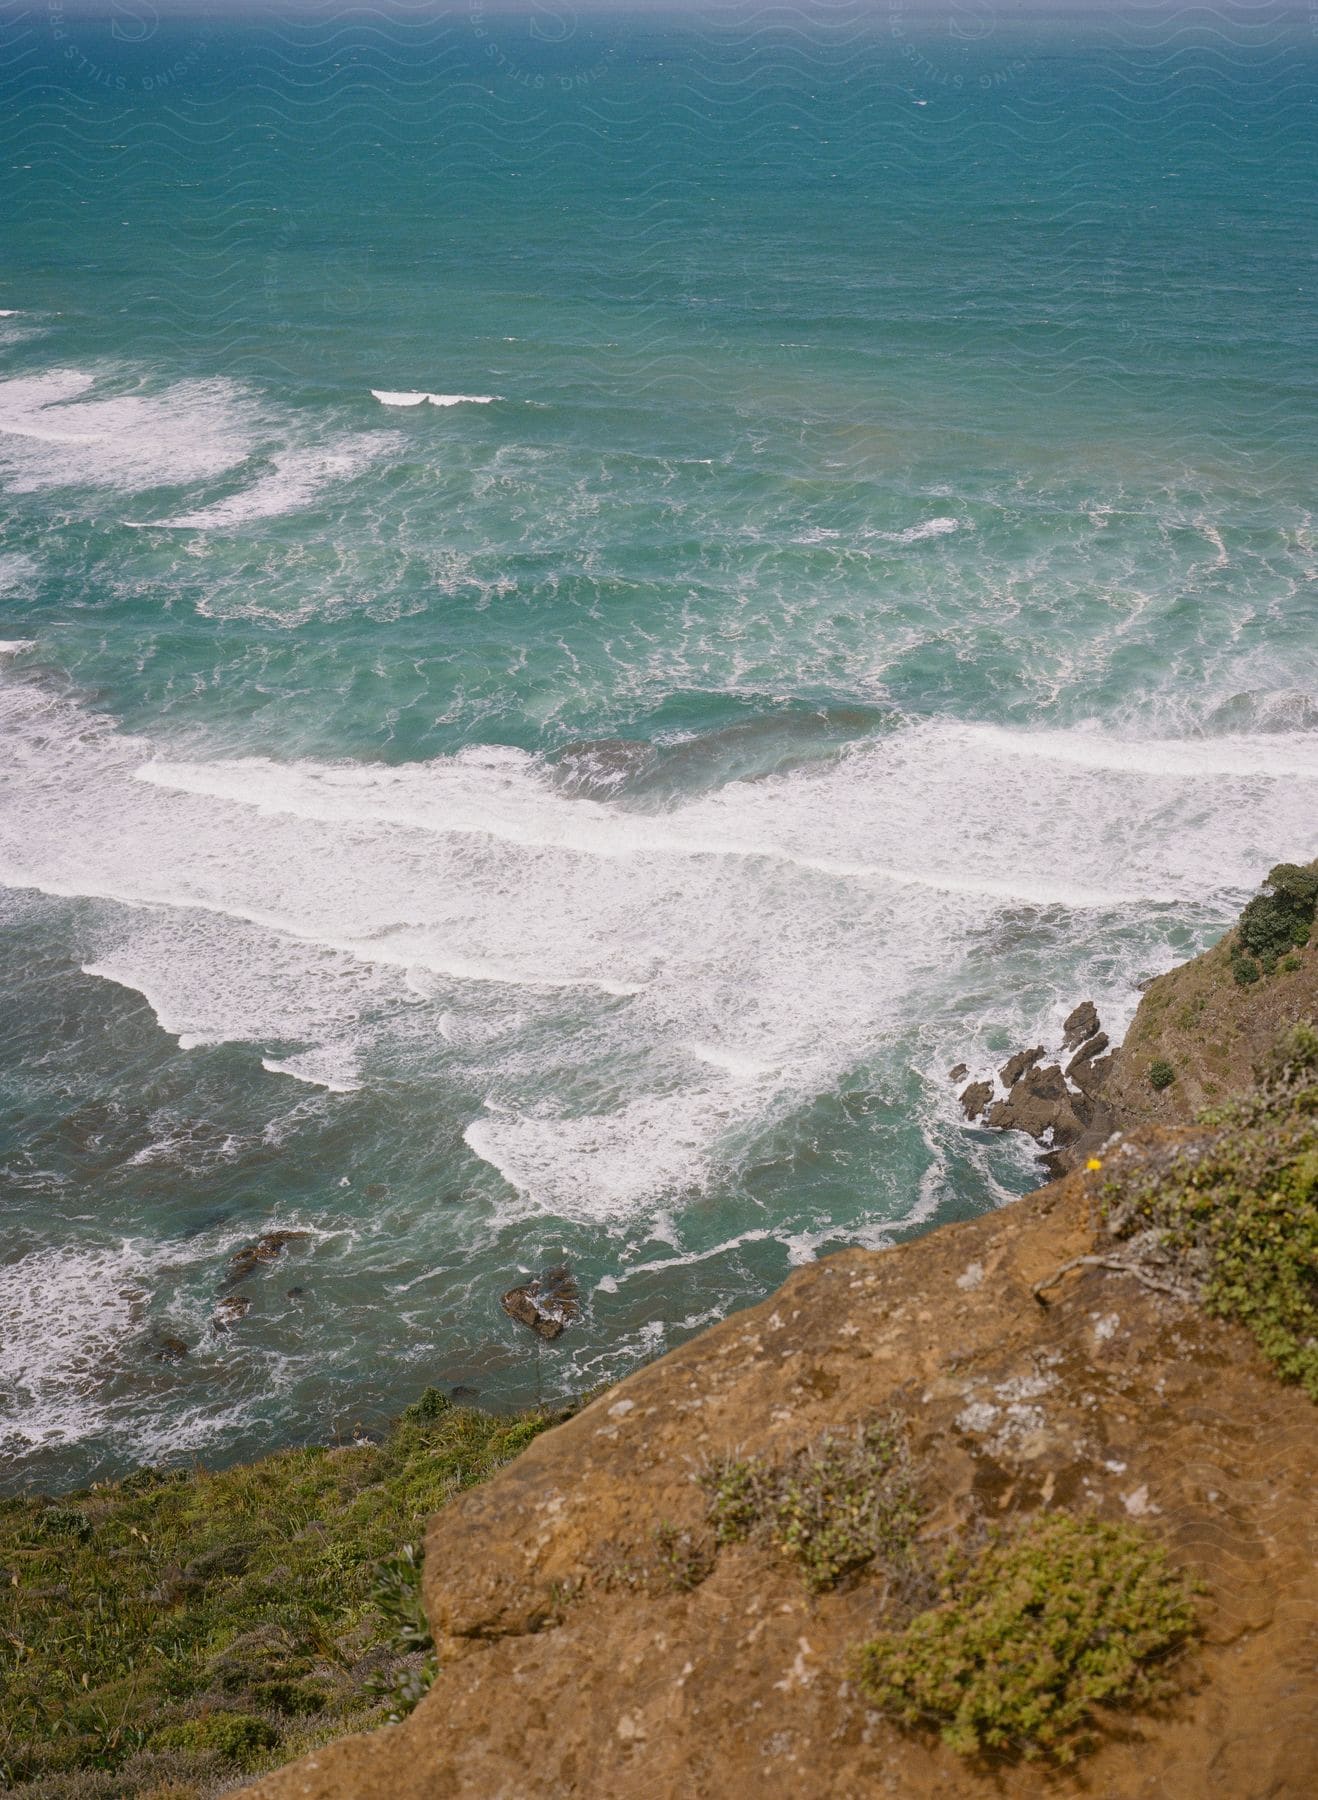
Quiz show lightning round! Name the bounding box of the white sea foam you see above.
[2,670,1315,1222]
[0,1239,152,1451]
[0,550,39,597]
[880,516,963,543]
[0,368,258,493]
[0,639,33,656]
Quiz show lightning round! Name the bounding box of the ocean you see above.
[1,0,1315,1490]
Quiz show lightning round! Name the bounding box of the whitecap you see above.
[370,389,501,407]
[261,1049,361,1093]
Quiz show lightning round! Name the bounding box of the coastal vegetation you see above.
[1230,861,1317,985]
[0,1392,563,1796]
[1103,1022,1318,1398]
[852,1514,1199,1763]
[703,1418,922,1594]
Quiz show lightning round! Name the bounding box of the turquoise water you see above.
[1,3,1315,1489]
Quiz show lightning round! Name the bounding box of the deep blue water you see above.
[1,1,1315,1489]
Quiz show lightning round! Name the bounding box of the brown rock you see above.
[998,1045,1044,1088]
[227,1231,310,1286]
[958,1080,993,1120]
[1062,1000,1100,1050]
[501,1267,580,1342]
[501,1286,564,1341]
[986,1064,1086,1145]
[256,1230,310,1258]
[1066,1033,1111,1095]
[948,1063,968,1083]
[212,1295,252,1331]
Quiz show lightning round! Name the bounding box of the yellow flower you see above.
[1086,1157,1103,1171]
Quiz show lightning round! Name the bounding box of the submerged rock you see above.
[255,1229,310,1260]
[501,1266,581,1341]
[227,1230,310,1284]
[550,737,657,797]
[948,1062,969,1083]
[213,1295,252,1331]
[149,1333,190,1364]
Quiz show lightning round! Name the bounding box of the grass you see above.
[0,1390,565,1797]
[852,1513,1199,1764]
[703,1418,922,1594]
[1103,1022,1318,1398]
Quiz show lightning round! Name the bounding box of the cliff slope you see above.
[243,905,1317,1800]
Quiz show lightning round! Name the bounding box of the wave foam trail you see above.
[130,435,401,528]
[2,670,1316,1219]
[0,368,258,493]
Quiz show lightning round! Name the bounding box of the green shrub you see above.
[1231,950,1261,985]
[1148,1060,1175,1091]
[1235,861,1317,975]
[1104,1023,1318,1397]
[703,1419,921,1593]
[152,1713,277,1769]
[852,1513,1198,1763]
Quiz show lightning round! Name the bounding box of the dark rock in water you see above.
[213,1295,252,1331]
[1066,1032,1110,1083]
[551,738,657,797]
[286,1286,304,1300]
[149,1333,189,1363]
[1062,1000,1101,1050]
[256,1229,310,1258]
[1072,1050,1115,1096]
[501,1266,581,1341]
[987,1064,1086,1146]
[450,1385,480,1402]
[948,1063,968,1083]
[226,1230,310,1285]
[998,1045,1044,1088]
[959,1080,993,1120]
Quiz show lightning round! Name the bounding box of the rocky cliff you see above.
[242,888,1317,1800]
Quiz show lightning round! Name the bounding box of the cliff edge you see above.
[243,893,1317,1800]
